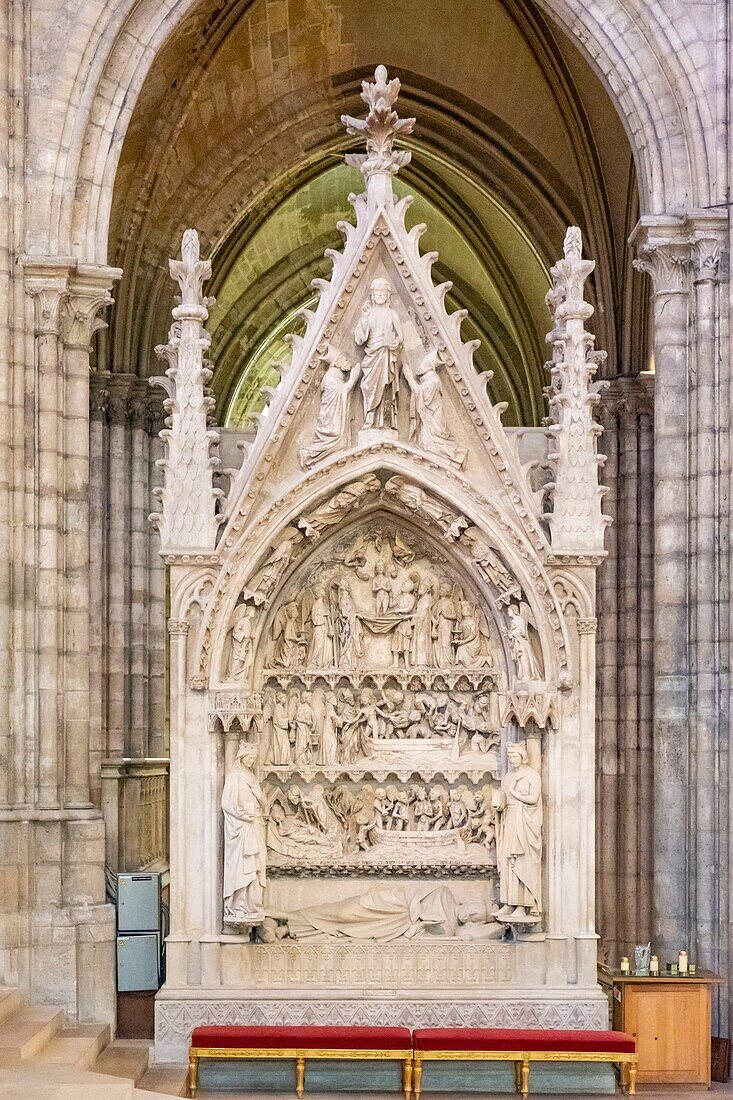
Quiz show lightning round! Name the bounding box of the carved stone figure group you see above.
[221,736,543,924]
[299,276,465,468]
[369,782,494,845]
[263,777,497,863]
[268,553,494,675]
[263,683,500,766]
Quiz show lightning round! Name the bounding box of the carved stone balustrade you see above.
[101,757,170,873]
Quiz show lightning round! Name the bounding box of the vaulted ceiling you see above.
[105,0,644,428]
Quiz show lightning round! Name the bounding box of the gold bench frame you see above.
[187,1044,413,1099]
[412,1048,637,1099]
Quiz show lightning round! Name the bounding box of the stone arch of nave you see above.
[46,0,710,270]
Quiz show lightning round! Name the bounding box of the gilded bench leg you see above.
[627,1060,637,1096]
[402,1055,413,1099]
[296,1054,306,1099]
[513,1059,521,1093]
[520,1056,530,1099]
[413,1057,423,1100]
[187,1052,198,1099]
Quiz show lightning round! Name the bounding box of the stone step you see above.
[93,1039,151,1085]
[0,1003,64,1063]
[0,1062,136,1099]
[0,987,22,1025]
[136,1063,189,1096]
[33,1022,111,1070]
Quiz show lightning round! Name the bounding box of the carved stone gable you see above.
[217,67,547,550]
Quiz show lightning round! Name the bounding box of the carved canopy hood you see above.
[151,66,609,945]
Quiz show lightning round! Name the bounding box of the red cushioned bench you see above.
[187,1025,413,1098]
[412,1028,637,1099]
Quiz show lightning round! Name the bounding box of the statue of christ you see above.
[353,277,403,430]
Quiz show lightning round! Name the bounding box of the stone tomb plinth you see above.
[155,934,608,1062]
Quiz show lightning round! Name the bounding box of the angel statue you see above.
[299,345,360,469]
[403,348,467,468]
[241,532,303,604]
[506,601,543,681]
[221,742,267,926]
[354,277,403,430]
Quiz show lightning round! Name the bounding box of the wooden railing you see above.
[102,758,170,873]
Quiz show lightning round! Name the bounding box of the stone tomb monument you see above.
[151,66,610,1062]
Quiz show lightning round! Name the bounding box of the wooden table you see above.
[599,968,722,1087]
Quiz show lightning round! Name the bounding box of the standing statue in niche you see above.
[404,349,467,467]
[221,743,267,926]
[493,743,542,923]
[354,277,403,430]
[507,602,543,681]
[390,576,416,667]
[226,603,256,680]
[318,690,340,765]
[299,345,360,469]
[293,690,316,764]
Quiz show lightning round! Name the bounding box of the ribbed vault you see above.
[105,0,645,428]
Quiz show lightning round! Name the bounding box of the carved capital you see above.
[576,617,598,635]
[128,385,150,432]
[167,618,190,635]
[630,217,692,296]
[89,373,110,423]
[685,212,728,284]
[690,234,725,284]
[146,391,168,436]
[632,241,692,295]
[62,289,113,350]
[24,277,68,336]
[600,376,654,419]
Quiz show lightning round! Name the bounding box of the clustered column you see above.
[596,376,654,962]
[630,214,730,1030]
[89,372,168,813]
[0,259,120,1022]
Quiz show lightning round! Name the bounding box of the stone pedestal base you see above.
[154,987,609,1063]
[0,810,116,1023]
[357,427,398,446]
